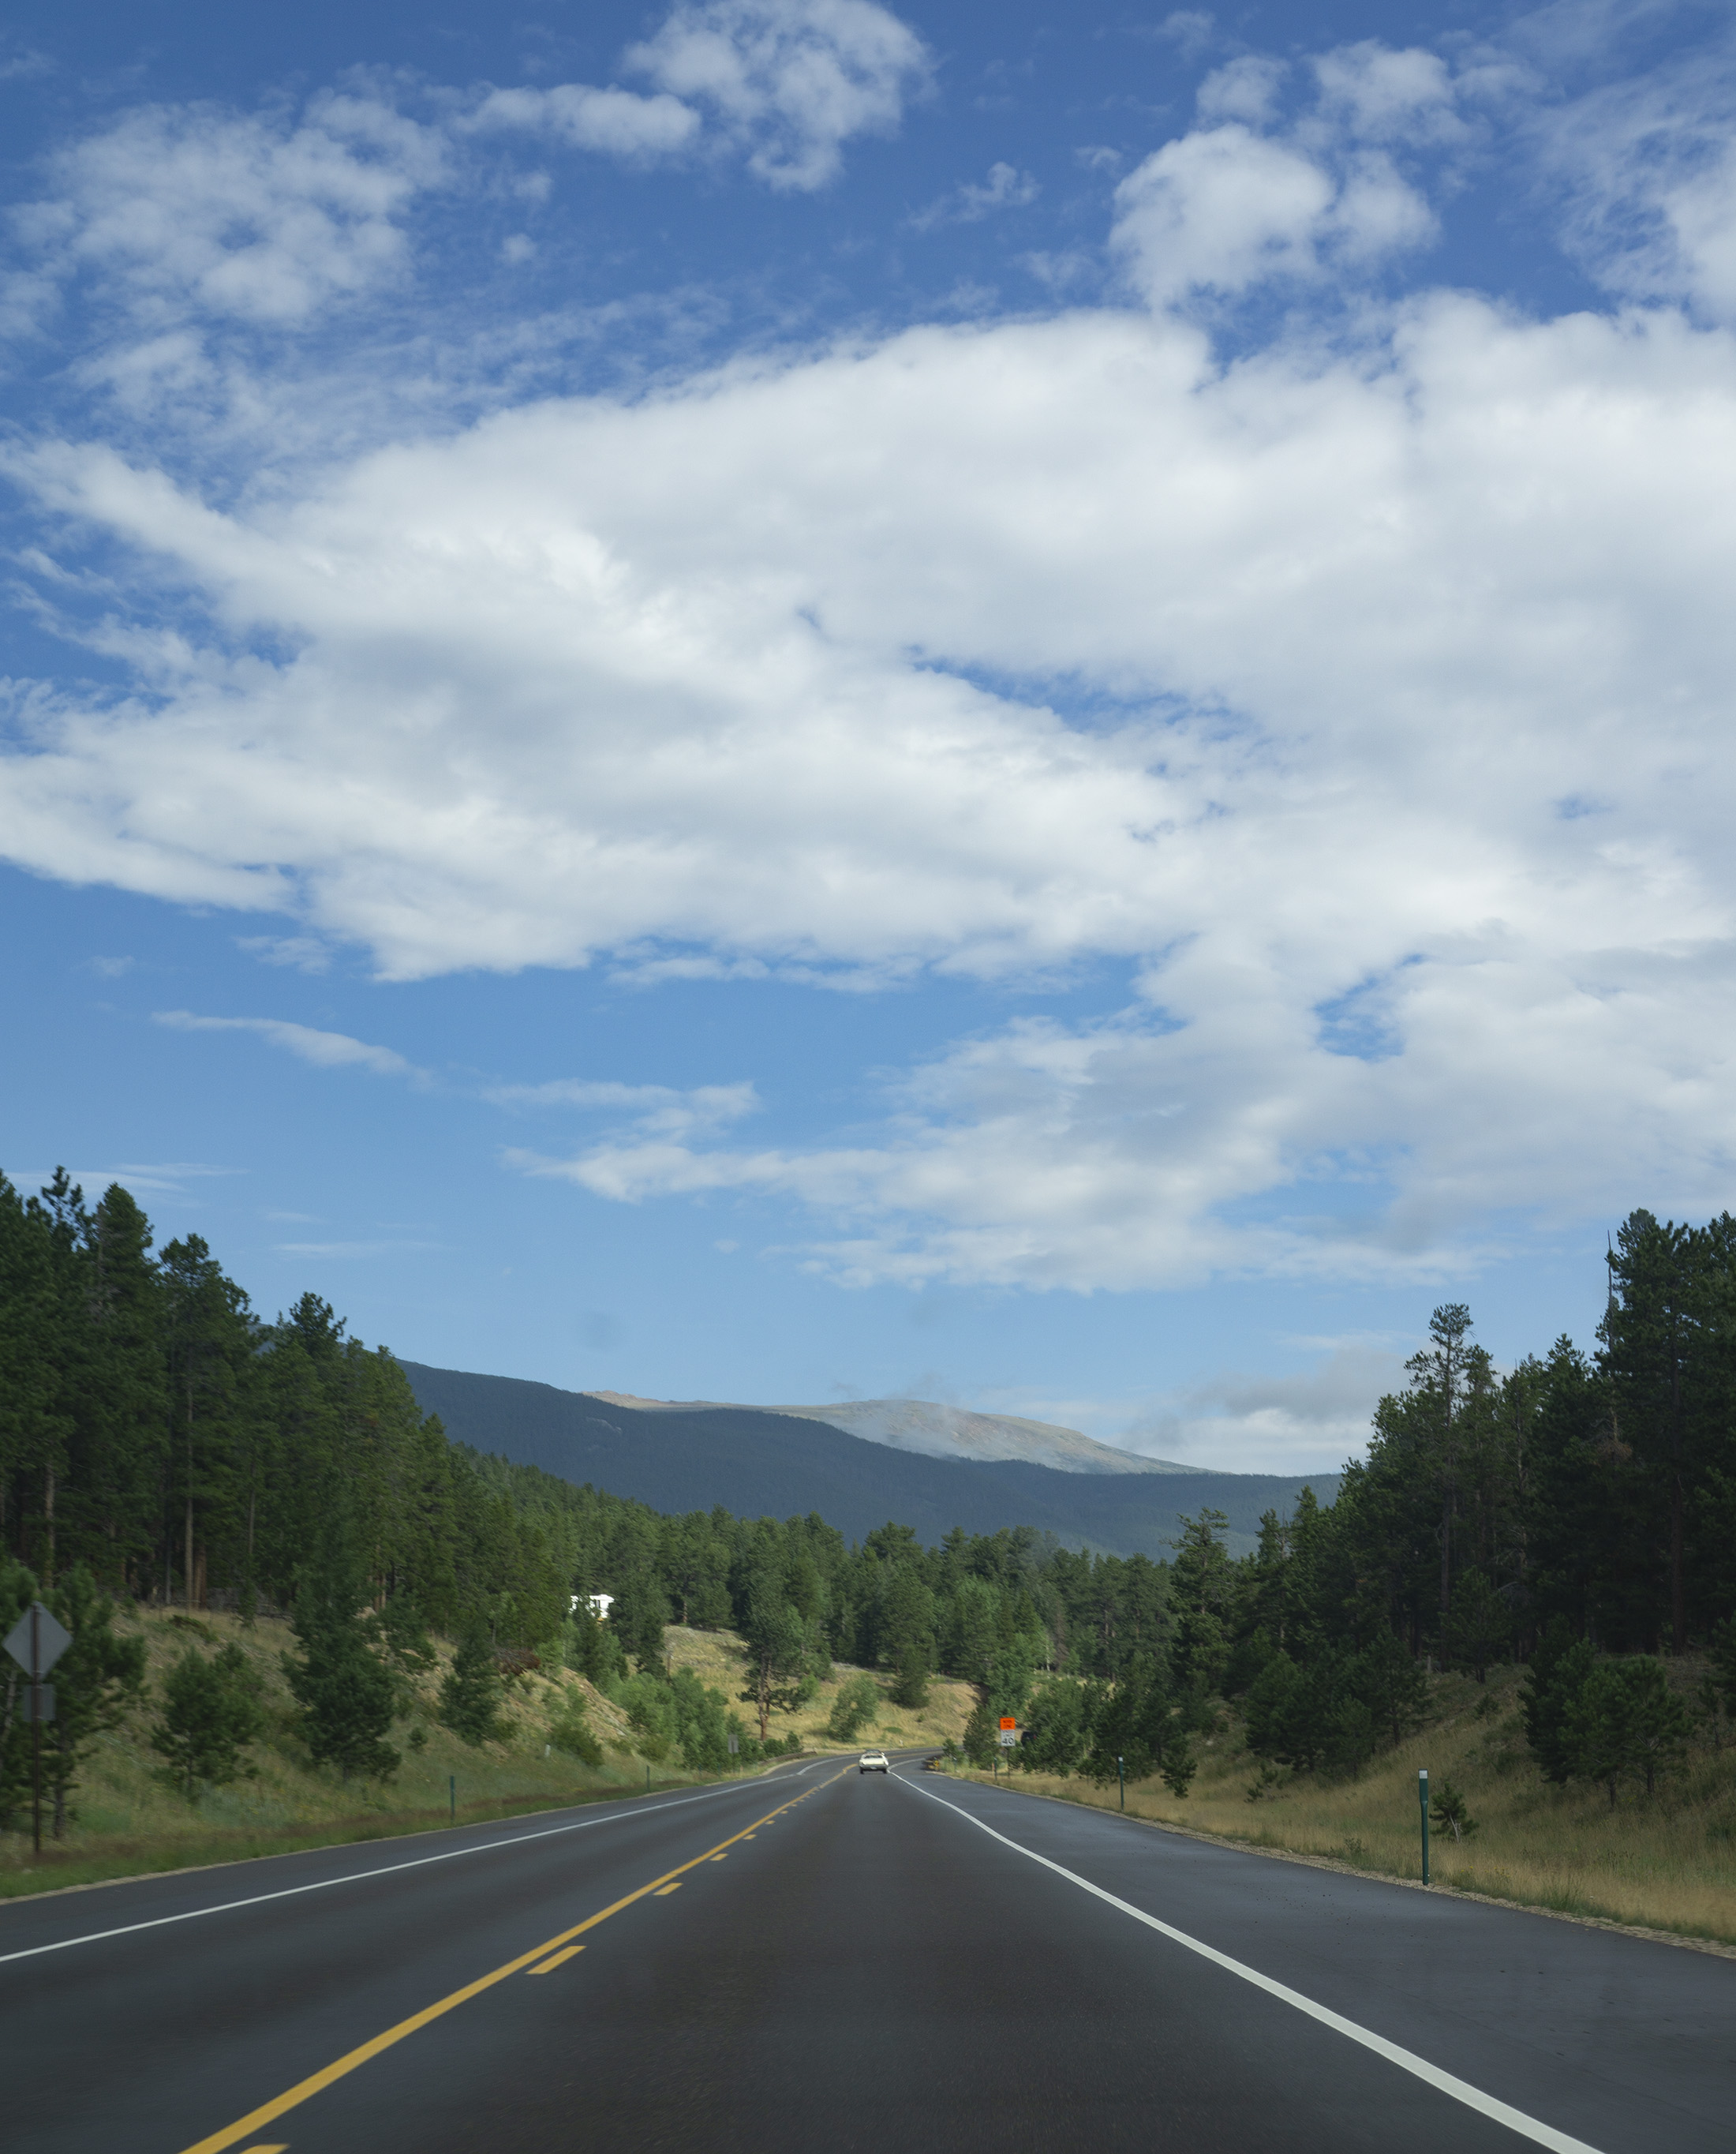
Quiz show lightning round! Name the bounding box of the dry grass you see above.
[663,1624,979,1751]
[954,1664,1736,1947]
[2,1608,698,1899]
[0,1610,977,1900]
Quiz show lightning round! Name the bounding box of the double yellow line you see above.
[181,1770,847,2154]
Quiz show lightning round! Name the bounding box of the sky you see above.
[2,0,1734,1474]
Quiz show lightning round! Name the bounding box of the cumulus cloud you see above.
[4,274,1734,1283]
[1113,47,1449,305]
[9,91,447,329]
[469,83,700,161]
[6,33,1736,1294]
[1311,41,1464,144]
[1196,57,1287,128]
[625,0,931,189]
[153,1011,417,1078]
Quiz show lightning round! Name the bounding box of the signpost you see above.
[4,1601,73,1858]
[997,1716,1018,1749]
[1418,1768,1431,1886]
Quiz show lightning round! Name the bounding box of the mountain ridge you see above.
[398,1362,1342,1560]
[587,1388,1188,1474]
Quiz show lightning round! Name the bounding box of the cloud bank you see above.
[6,21,1736,1296]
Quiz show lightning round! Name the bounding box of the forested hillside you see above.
[396,1359,1338,1557]
[6,1168,1736,1867]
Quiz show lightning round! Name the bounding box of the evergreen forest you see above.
[5,1171,1736,1836]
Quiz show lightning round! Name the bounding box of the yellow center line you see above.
[178,1769,850,2154]
[527,1945,585,1974]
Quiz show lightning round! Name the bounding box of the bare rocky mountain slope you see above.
[589,1390,1188,1474]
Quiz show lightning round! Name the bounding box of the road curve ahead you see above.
[3,1758,1728,2153]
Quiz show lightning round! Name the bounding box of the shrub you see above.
[826,1673,881,1744]
[150,1643,266,1802]
[547,1690,604,1767]
[439,1624,505,1748]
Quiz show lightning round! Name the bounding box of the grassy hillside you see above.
[664,1624,978,1752]
[954,1665,1736,1950]
[0,1610,972,1901]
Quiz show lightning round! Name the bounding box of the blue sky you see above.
[4,0,1734,1470]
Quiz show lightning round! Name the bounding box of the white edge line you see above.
[0,1770,799,1968]
[896,1774,1605,2154]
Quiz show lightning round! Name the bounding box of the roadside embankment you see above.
[0,1609,975,1900]
[947,1663,1736,1948]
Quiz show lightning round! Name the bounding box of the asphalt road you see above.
[3,1758,1730,2153]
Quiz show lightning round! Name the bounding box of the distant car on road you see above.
[859,1750,889,1773]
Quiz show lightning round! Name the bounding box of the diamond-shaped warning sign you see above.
[3,1602,72,1678]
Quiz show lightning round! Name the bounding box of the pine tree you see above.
[1350,1631,1430,1747]
[1442,1568,1508,1681]
[45,1563,148,1835]
[439,1622,504,1746]
[151,1643,266,1801]
[286,1518,400,1782]
[1429,1776,1477,1842]
[1158,1725,1197,1798]
[0,1556,39,1827]
[1521,1619,1596,1782]
[1564,1657,1692,1807]
[611,1566,668,1674]
[889,1635,930,1709]
[738,1571,810,1740]
[159,1234,254,1615]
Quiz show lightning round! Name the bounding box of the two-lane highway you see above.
[4,1759,1729,2152]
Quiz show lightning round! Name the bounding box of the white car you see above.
[859,1750,889,1774]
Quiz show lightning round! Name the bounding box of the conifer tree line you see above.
[975,1208,1736,1806]
[5,1173,1736,1823]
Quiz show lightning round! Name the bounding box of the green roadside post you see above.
[1117,1755,1124,1811]
[449,1774,455,1826]
[645,1764,651,1795]
[1419,1768,1430,1886]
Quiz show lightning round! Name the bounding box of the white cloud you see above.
[1113,1343,1405,1471]
[1311,42,1464,144]
[8,35,1736,1294]
[237,935,331,972]
[1197,57,1287,128]
[274,1238,445,1258]
[11,91,447,329]
[469,83,700,161]
[911,161,1039,231]
[1113,45,1450,305]
[625,0,931,190]
[14,1161,241,1198]
[153,1010,417,1077]
[1536,40,1736,323]
[490,1077,759,1139]
[1154,12,1217,62]
[1112,125,1337,302]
